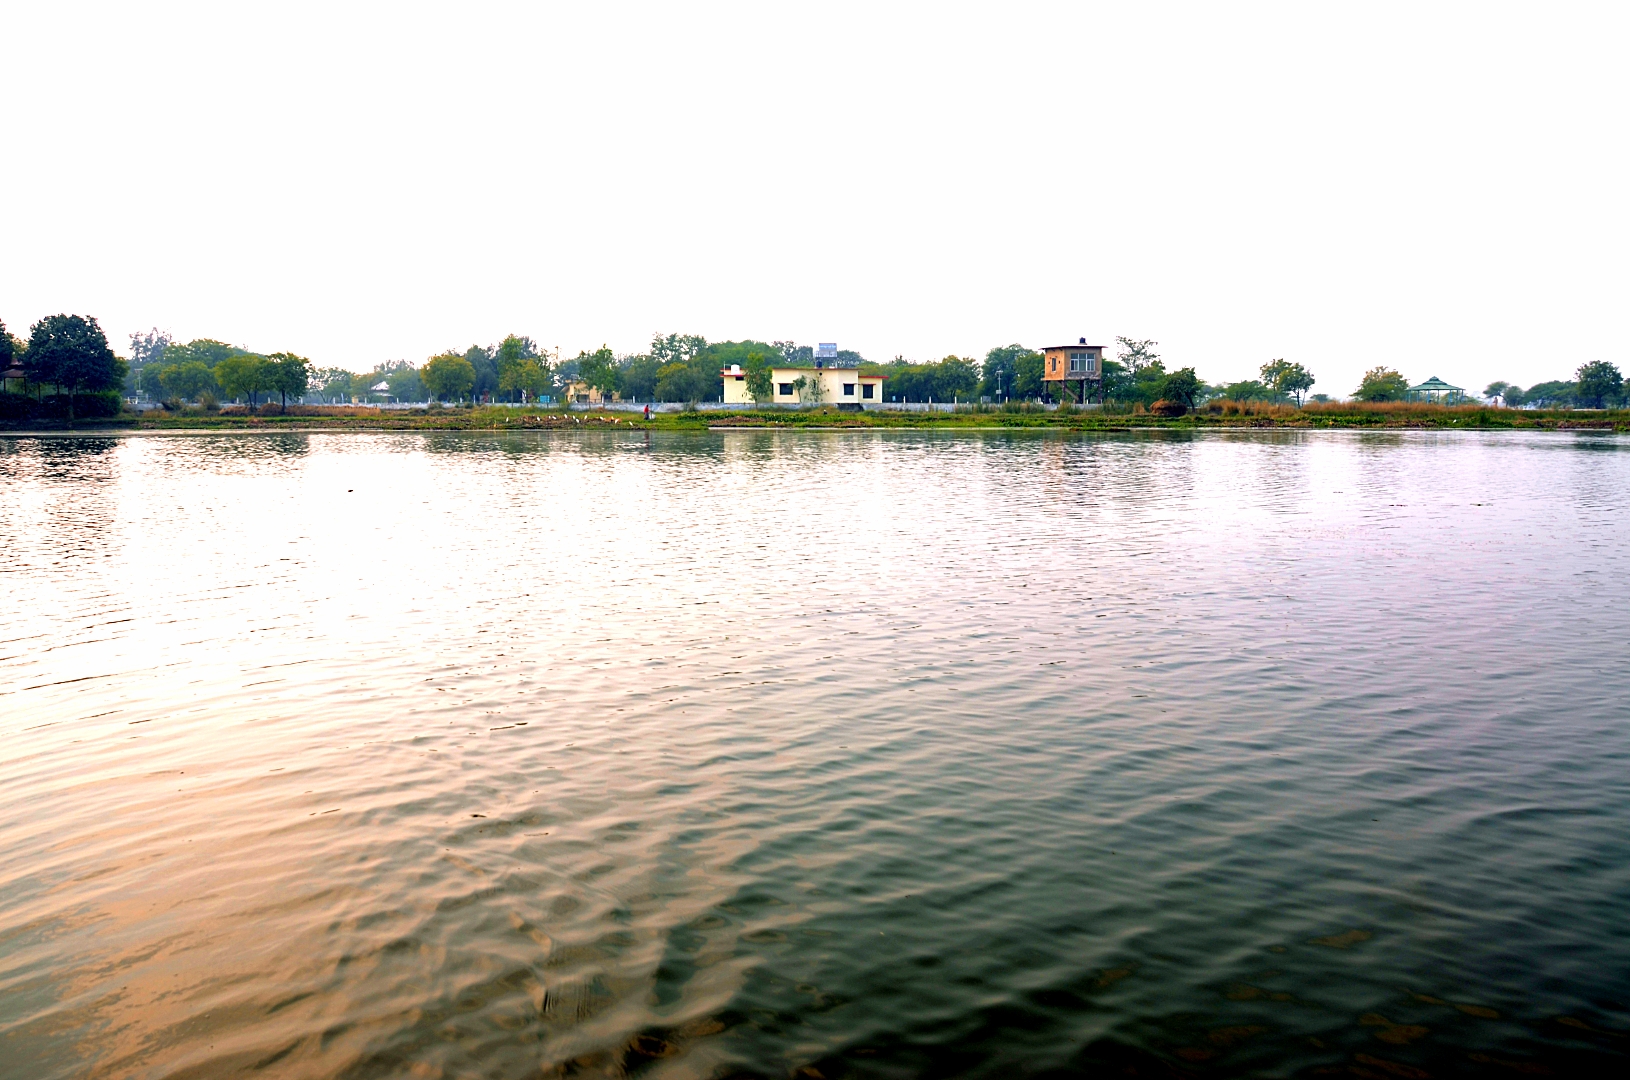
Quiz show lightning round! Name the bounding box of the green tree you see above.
[651,332,708,366]
[311,367,354,402]
[1260,359,1314,405]
[1160,367,1202,409]
[1220,379,1279,401]
[577,346,620,398]
[214,354,272,406]
[1354,366,1410,402]
[24,314,125,421]
[776,341,814,365]
[744,350,774,403]
[158,360,217,402]
[654,362,696,403]
[385,364,425,402]
[1106,338,1166,406]
[493,335,543,402]
[266,352,311,408]
[1574,361,1623,408]
[498,356,549,401]
[792,373,827,404]
[1483,380,1512,406]
[934,356,980,401]
[981,345,1039,400]
[619,354,661,402]
[0,316,17,373]
[1521,381,1573,407]
[162,339,246,368]
[422,351,476,401]
[1501,384,1526,407]
[126,328,173,397]
[1116,337,1160,371]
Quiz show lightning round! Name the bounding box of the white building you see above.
[720,364,886,406]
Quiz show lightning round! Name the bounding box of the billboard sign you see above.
[816,343,838,359]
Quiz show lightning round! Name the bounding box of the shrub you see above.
[0,390,36,422]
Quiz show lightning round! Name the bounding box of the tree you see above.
[773,340,812,365]
[213,355,272,406]
[1501,385,1526,408]
[158,361,217,402]
[1160,367,1202,409]
[577,346,620,399]
[1354,366,1410,402]
[1522,380,1573,407]
[128,328,172,367]
[744,350,774,403]
[651,332,708,367]
[126,328,173,397]
[422,351,476,401]
[1483,381,1512,406]
[982,345,1039,400]
[1116,338,1160,372]
[162,339,246,368]
[0,316,16,372]
[654,362,697,403]
[619,355,661,402]
[1260,359,1314,405]
[498,356,549,402]
[1220,379,1279,401]
[264,352,311,408]
[494,336,548,402]
[1574,361,1623,409]
[463,345,499,402]
[386,365,426,402]
[312,367,354,402]
[1104,338,1167,406]
[792,373,827,404]
[24,314,125,421]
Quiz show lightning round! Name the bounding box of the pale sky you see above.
[4,1,1626,396]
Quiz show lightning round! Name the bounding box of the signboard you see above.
[816,343,838,359]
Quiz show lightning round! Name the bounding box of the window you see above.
[843,383,855,396]
[862,383,875,399]
[778,383,794,395]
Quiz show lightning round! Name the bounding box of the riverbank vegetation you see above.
[8,398,1625,433]
[4,313,1625,428]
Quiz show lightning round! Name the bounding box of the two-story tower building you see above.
[1041,338,1105,403]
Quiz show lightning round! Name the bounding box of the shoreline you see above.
[2,401,1628,437]
[3,417,1630,439]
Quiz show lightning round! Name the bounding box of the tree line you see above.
[7,314,1625,413]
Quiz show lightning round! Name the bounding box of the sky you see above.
[4,1,1627,396]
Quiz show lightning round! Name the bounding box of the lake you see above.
[2,429,1627,1078]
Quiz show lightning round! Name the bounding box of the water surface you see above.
[2,429,1627,1078]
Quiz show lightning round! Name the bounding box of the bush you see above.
[0,390,35,422]
[0,391,124,422]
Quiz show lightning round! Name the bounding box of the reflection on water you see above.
[1,430,1628,1078]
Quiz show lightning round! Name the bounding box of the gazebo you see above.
[1407,376,1465,403]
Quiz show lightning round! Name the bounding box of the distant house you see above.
[1041,338,1105,401]
[721,364,886,406]
[565,380,618,405]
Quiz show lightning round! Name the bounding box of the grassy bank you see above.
[5,400,1629,434]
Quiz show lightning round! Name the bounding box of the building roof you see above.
[1041,343,1106,351]
[1408,376,1463,392]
